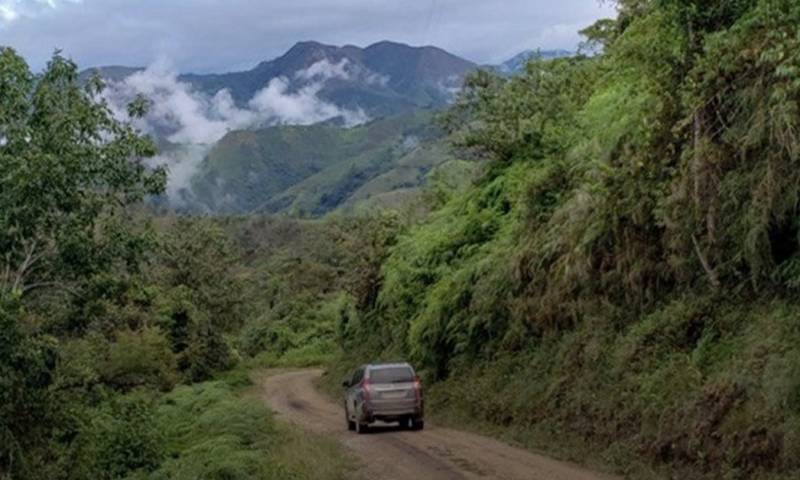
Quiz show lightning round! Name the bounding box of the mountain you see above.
[84,41,478,118]
[496,49,573,74]
[80,41,481,215]
[79,65,144,83]
[185,40,476,113]
[190,110,471,215]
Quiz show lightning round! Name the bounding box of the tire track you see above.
[260,369,618,480]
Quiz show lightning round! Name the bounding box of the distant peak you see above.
[364,41,463,59]
[365,40,414,51]
[285,40,335,55]
[292,40,326,48]
[368,40,405,46]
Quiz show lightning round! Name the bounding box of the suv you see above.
[343,362,424,434]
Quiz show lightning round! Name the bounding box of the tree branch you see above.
[692,234,720,290]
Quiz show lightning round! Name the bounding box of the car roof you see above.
[365,362,412,370]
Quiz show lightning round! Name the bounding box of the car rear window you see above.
[369,366,414,383]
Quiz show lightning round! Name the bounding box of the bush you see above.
[0,297,58,476]
[148,380,349,480]
[74,393,164,480]
[100,328,178,392]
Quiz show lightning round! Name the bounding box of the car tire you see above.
[411,418,424,431]
[400,416,413,430]
[345,405,355,431]
[355,420,369,434]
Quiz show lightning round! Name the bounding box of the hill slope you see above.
[190,110,461,215]
[325,3,800,479]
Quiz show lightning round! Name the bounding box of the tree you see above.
[0,48,165,477]
[0,48,165,299]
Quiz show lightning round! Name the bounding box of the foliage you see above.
[191,110,458,215]
[0,48,351,479]
[144,379,350,480]
[0,296,57,477]
[73,393,164,480]
[151,219,245,381]
[333,1,800,478]
[7,1,800,477]
[0,48,165,298]
[0,48,166,478]
[99,329,178,392]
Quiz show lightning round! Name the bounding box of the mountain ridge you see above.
[84,40,478,117]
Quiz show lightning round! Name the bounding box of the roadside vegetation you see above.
[0,49,355,480]
[327,1,800,479]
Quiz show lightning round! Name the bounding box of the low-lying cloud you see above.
[249,76,367,127]
[296,57,388,86]
[100,58,371,205]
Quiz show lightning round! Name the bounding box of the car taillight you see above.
[413,376,422,403]
[362,378,371,403]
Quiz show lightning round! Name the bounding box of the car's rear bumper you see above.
[362,400,423,422]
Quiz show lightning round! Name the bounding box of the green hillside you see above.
[323,2,800,479]
[191,110,459,215]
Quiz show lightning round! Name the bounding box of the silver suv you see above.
[343,362,424,434]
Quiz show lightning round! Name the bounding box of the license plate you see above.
[381,391,406,399]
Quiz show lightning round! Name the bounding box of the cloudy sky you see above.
[0,0,616,73]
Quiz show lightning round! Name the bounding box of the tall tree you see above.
[0,48,165,477]
[0,48,165,299]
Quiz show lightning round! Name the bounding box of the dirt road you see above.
[260,369,619,480]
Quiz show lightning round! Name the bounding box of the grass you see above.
[245,342,337,370]
[132,360,352,480]
[388,297,800,480]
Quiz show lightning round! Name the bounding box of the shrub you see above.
[99,328,178,392]
[74,393,164,480]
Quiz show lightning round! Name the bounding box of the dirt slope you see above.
[260,369,619,480]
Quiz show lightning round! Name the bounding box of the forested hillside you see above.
[191,110,468,215]
[327,1,800,478]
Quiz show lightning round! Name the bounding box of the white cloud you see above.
[0,0,81,26]
[0,4,18,22]
[296,58,351,81]
[144,145,209,207]
[249,75,368,127]
[364,70,389,86]
[400,135,420,153]
[101,59,248,145]
[104,58,369,144]
[294,57,388,86]
[100,58,370,205]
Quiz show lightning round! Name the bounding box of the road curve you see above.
[260,369,618,480]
